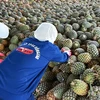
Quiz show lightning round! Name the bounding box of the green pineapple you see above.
[82,69,96,84]
[62,39,73,49]
[47,83,66,100]
[41,71,56,82]
[92,27,100,36]
[56,72,69,82]
[72,23,80,31]
[52,66,60,74]
[57,40,63,48]
[72,41,80,49]
[49,62,59,68]
[36,81,52,96]
[78,52,92,63]
[74,48,85,56]
[71,62,86,75]
[56,33,64,41]
[68,55,77,64]
[66,74,79,86]
[92,65,100,81]
[87,44,99,58]
[65,24,73,33]
[62,89,77,100]
[10,35,19,44]
[82,21,92,29]
[59,63,71,73]
[9,43,18,51]
[67,30,78,39]
[88,86,100,100]
[71,79,89,96]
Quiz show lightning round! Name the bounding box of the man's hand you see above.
[61,48,72,57]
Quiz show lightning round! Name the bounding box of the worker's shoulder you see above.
[46,42,58,51]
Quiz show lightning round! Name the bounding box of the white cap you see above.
[34,22,58,43]
[0,22,9,38]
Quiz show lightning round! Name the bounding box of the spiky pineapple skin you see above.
[62,89,77,100]
[82,69,95,84]
[47,83,66,100]
[56,72,68,82]
[56,33,64,41]
[87,44,99,58]
[66,74,79,86]
[36,81,51,96]
[59,63,71,73]
[71,79,89,96]
[93,65,100,81]
[62,39,72,49]
[71,62,86,75]
[78,52,92,63]
[88,86,100,100]
[41,71,55,82]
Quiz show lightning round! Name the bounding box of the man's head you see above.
[0,22,9,38]
[34,22,58,43]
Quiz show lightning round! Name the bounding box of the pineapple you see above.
[68,55,77,64]
[47,83,66,100]
[59,63,71,73]
[41,71,56,82]
[82,69,96,84]
[56,33,64,41]
[74,48,85,56]
[49,62,59,68]
[66,74,79,86]
[56,72,69,82]
[78,52,92,63]
[87,44,99,58]
[57,40,63,48]
[62,89,77,100]
[72,41,80,49]
[52,66,60,74]
[36,81,52,96]
[71,79,89,96]
[62,39,73,49]
[88,86,100,100]
[71,62,86,75]
[92,65,100,81]
[65,24,72,33]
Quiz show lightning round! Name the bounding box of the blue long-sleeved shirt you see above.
[0,37,69,100]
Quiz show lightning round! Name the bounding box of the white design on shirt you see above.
[20,42,40,60]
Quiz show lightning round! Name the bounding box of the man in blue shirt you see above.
[0,22,71,100]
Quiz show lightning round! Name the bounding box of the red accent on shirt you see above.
[16,47,33,54]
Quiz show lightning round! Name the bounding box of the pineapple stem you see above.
[87,83,93,97]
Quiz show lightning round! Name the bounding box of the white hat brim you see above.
[0,23,9,38]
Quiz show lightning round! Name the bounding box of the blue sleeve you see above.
[51,46,69,62]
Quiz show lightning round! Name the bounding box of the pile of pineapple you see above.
[0,0,100,100]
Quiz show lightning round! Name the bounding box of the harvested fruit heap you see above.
[0,0,100,100]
